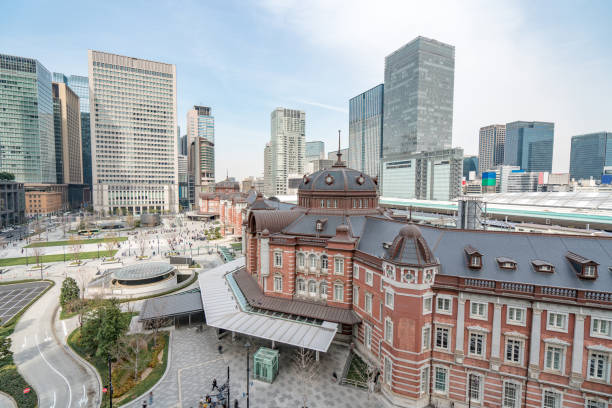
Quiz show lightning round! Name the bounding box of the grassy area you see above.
[0,279,54,406]
[68,328,169,408]
[230,242,242,251]
[0,249,117,267]
[0,279,43,286]
[26,236,127,248]
[344,353,368,389]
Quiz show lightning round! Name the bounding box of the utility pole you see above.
[108,354,113,408]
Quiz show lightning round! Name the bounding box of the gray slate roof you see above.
[111,262,174,281]
[299,167,377,192]
[139,289,203,320]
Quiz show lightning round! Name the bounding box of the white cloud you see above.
[295,99,348,113]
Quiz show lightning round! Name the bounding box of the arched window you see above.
[274,275,282,292]
[320,281,328,298]
[309,254,317,269]
[321,255,328,270]
[297,278,306,293]
[308,280,317,296]
[297,253,305,269]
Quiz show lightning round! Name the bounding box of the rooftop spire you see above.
[334,129,345,167]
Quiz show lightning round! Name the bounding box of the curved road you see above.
[11,277,100,408]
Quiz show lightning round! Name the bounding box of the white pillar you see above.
[261,234,269,276]
[528,309,542,379]
[316,351,319,362]
[455,299,465,363]
[490,303,502,370]
[570,314,585,387]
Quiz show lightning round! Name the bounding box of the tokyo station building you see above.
[232,153,612,408]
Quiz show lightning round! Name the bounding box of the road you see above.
[11,277,100,408]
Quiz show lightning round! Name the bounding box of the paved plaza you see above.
[0,281,50,324]
[124,326,376,408]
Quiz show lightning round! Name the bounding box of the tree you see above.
[0,172,15,181]
[126,213,134,228]
[292,347,319,408]
[136,233,147,258]
[104,232,118,259]
[31,218,44,241]
[165,231,178,251]
[0,336,12,363]
[60,277,80,307]
[115,334,148,381]
[69,234,82,264]
[96,300,128,357]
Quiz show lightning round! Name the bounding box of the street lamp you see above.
[97,243,101,258]
[244,341,251,408]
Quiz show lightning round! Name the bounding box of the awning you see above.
[199,258,338,353]
[139,289,203,321]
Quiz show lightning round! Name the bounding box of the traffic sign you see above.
[23,387,31,394]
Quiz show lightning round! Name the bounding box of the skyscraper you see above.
[463,156,478,180]
[349,84,384,177]
[569,132,612,181]
[504,121,554,172]
[270,108,305,195]
[53,73,92,187]
[187,106,215,192]
[263,143,273,196]
[0,54,55,183]
[305,141,325,162]
[478,124,506,174]
[88,50,178,214]
[382,37,454,158]
[52,82,83,184]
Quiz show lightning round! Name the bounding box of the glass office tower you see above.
[349,84,384,177]
[305,141,325,162]
[382,37,454,158]
[53,73,92,187]
[187,106,215,192]
[569,132,612,181]
[88,50,178,215]
[504,121,554,172]
[0,54,55,183]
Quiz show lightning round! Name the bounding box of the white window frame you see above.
[297,278,306,293]
[273,251,282,267]
[435,326,451,351]
[384,318,393,344]
[584,265,597,277]
[365,292,372,314]
[507,306,526,326]
[353,286,359,306]
[308,254,317,270]
[273,274,282,292]
[353,265,360,279]
[364,323,372,349]
[470,301,488,320]
[321,254,328,271]
[433,365,448,395]
[505,337,524,365]
[423,296,433,314]
[467,373,484,403]
[422,325,431,351]
[334,256,344,275]
[385,290,394,310]
[308,280,317,296]
[502,380,520,408]
[588,352,610,382]
[296,252,305,269]
[384,356,392,385]
[365,269,373,286]
[320,281,327,299]
[544,344,565,373]
[547,311,568,332]
[542,389,562,408]
[591,318,612,339]
[420,366,430,395]
[586,398,607,408]
[436,295,452,315]
[333,282,344,302]
[468,331,486,358]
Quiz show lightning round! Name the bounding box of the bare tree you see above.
[136,233,147,258]
[165,231,178,251]
[69,235,82,265]
[125,213,134,228]
[32,247,45,279]
[354,357,378,400]
[32,218,44,241]
[104,232,118,259]
[115,333,148,381]
[292,347,319,408]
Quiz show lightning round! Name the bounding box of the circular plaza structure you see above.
[111,262,176,286]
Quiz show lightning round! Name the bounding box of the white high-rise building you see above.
[478,124,506,175]
[270,108,305,195]
[88,50,178,215]
[263,142,273,196]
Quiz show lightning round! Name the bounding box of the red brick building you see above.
[239,155,612,408]
[198,178,252,236]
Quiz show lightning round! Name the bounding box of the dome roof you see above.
[215,179,240,190]
[299,166,377,193]
[112,262,175,281]
[384,225,435,266]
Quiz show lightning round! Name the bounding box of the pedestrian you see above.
[142,400,147,408]
[149,391,153,405]
[212,378,218,391]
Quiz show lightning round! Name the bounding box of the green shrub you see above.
[0,365,37,406]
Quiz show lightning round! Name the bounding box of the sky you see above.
[1,0,611,181]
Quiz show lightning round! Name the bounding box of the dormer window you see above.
[465,245,482,269]
[315,218,327,232]
[532,260,554,273]
[566,251,599,279]
[496,257,517,270]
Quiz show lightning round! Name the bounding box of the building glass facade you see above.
[0,54,55,183]
[569,132,612,181]
[270,108,305,195]
[349,84,383,177]
[462,156,478,179]
[504,121,554,172]
[478,124,505,174]
[305,141,325,162]
[382,37,454,158]
[187,106,215,192]
[88,50,178,215]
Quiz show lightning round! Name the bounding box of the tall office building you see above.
[53,73,92,187]
[305,141,325,162]
[478,124,505,174]
[569,132,612,181]
[263,142,273,196]
[382,37,454,158]
[270,108,305,195]
[462,156,478,180]
[88,50,178,214]
[504,121,554,172]
[328,148,349,161]
[187,106,215,192]
[0,54,55,183]
[51,82,83,184]
[349,84,384,177]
